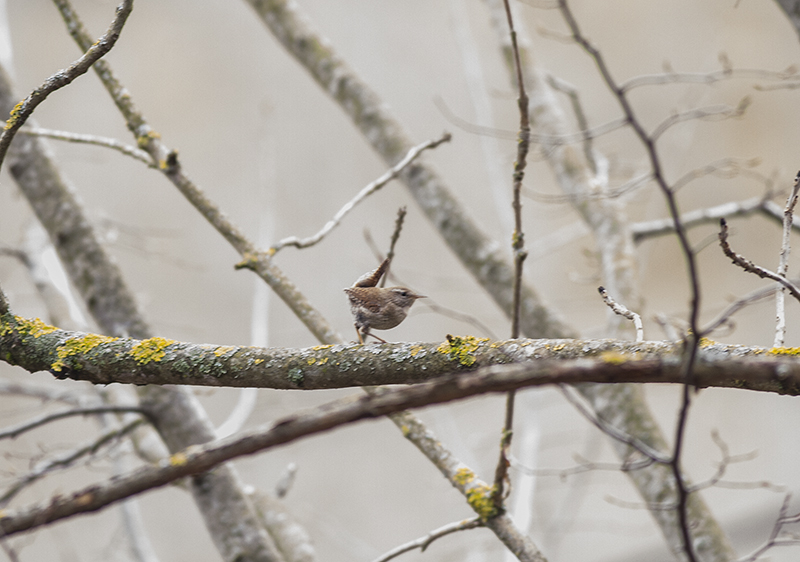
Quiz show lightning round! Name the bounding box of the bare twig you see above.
[718,217,800,303]
[0,418,145,507]
[685,430,757,493]
[736,493,800,562]
[774,171,800,346]
[270,133,450,254]
[0,406,147,440]
[633,195,769,243]
[491,0,531,513]
[701,281,795,336]
[510,451,656,479]
[546,74,598,173]
[371,517,484,562]
[380,206,407,288]
[650,99,750,141]
[560,386,670,464]
[18,127,154,165]
[621,66,800,92]
[434,95,628,146]
[0,0,133,173]
[598,286,644,342]
[0,379,84,406]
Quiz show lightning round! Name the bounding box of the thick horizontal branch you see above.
[0,354,792,538]
[3,313,800,394]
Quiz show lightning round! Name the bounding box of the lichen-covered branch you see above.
[4,315,800,393]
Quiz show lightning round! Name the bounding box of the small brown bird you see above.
[344,258,425,344]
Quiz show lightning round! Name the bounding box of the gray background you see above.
[1,0,800,560]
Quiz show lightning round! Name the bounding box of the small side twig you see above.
[650,99,751,141]
[736,493,800,562]
[701,280,800,336]
[598,286,644,342]
[0,406,148,440]
[718,218,800,303]
[546,74,598,173]
[370,517,484,562]
[0,418,144,507]
[511,452,656,479]
[270,133,450,254]
[379,207,407,288]
[560,386,670,464]
[18,127,154,166]
[774,171,800,347]
[433,94,628,147]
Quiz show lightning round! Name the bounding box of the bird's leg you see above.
[355,325,365,344]
[365,331,388,343]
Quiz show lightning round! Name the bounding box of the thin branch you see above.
[0,406,147,440]
[736,493,800,562]
[685,430,757,493]
[598,286,644,342]
[718,217,800,303]
[18,127,154,166]
[620,66,800,92]
[380,206,407,288]
[559,386,670,464]
[650,99,750,141]
[434,95,628,146]
[633,195,769,243]
[546,74,598,173]
[270,133,450,254]
[774,171,800,347]
[0,418,145,506]
[511,451,656,479]
[0,0,133,173]
[0,379,85,406]
[701,281,793,336]
[370,517,484,562]
[491,0,531,512]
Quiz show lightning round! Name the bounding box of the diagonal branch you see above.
[271,133,450,253]
[718,217,800,303]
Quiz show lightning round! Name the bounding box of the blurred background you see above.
[2,0,800,560]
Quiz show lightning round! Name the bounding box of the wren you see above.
[344,258,425,344]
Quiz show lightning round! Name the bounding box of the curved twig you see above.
[270,133,451,253]
[718,218,800,303]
